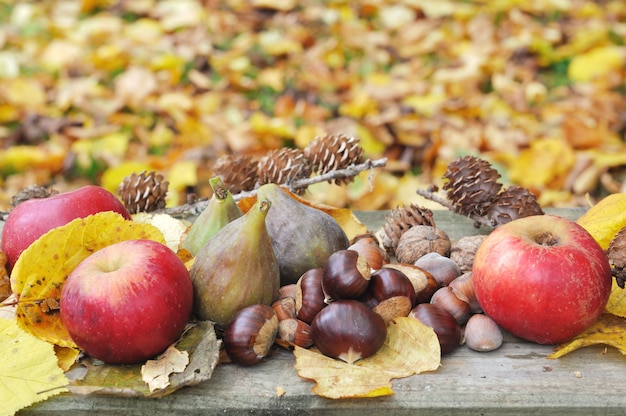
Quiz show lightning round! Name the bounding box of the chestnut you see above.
[408,303,462,354]
[322,250,371,302]
[277,318,314,348]
[360,268,416,323]
[430,286,471,325]
[295,268,326,324]
[223,304,278,366]
[272,297,297,321]
[464,314,503,352]
[414,252,461,287]
[383,263,439,304]
[311,299,387,364]
[348,237,389,270]
[278,284,297,300]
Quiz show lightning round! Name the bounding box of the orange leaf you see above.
[10,212,165,348]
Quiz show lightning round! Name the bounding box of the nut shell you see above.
[322,250,371,302]
[430,286,471,325]
[311,299,387,364]
[223,304,279,366]
[414,252,461,286]
[295,268,326,324]
[408,303,462,354]
[395,226,451,264]
[464,314,503,352]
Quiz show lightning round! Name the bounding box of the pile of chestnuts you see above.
[222,232,503,366]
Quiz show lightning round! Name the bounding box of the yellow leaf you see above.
[0,318,69,415]
[3,77,46,108]
[294,317,440,399]
[132,213,189,253]
[606,280,626,318]
[568,46,626,83]
[508,138,575,189]
[10,212,165,348]
[576,193,626,250]
[548,314,626,359]
[100,162,155,194]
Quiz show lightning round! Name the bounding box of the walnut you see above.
[450,235,488,273]
[395,226,451,264]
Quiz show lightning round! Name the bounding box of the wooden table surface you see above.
[21,208,626,416]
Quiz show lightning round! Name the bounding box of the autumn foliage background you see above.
[0,0,625,211]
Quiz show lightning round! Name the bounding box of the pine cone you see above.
[304,134,365,185]
[486,186,544,226]
[256,148,311,192]
[380,204,436,256]
[442,155,502,217]
[608,226,626,288]
[118,171,169,214]
[213,154,258,194]
[11,185,58,207]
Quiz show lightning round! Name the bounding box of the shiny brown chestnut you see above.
[295,268,326,324]
[311,299,387,364]
[414,252,461,287]
[277,318,314,348]
[430,286,471,325]
[383,263,439,305]
[408,303,462,354]
[322,249,371,302]
[348,237,389,270]
[223,304,278,366]
[360,268,416,323]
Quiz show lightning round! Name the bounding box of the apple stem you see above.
[535,232,560,246]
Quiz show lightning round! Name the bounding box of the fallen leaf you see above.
[294,317,440,399]
[577,193,626,250]
[606,280,626,318]
[67,321,221,397]
[10,212,165,348]
[548,313,626,358]
[141,346,189,393]
[132,212,190,253]
[568,46,626,83]
[0,318,69,415]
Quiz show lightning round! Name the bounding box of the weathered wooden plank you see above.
[24,207,626,416]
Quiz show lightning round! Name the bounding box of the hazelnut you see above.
[414,252,461,286]
[464,314,503,352]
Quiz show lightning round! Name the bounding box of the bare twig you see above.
[415,188,494,228]
[161,157,388,218]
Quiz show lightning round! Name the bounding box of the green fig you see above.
[190,198,280,327]
[181,176,242,256]
[256,184,350,286]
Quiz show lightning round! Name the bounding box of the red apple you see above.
[2,185,131,271]
[60,239,193,364]
[473,214,612,345]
